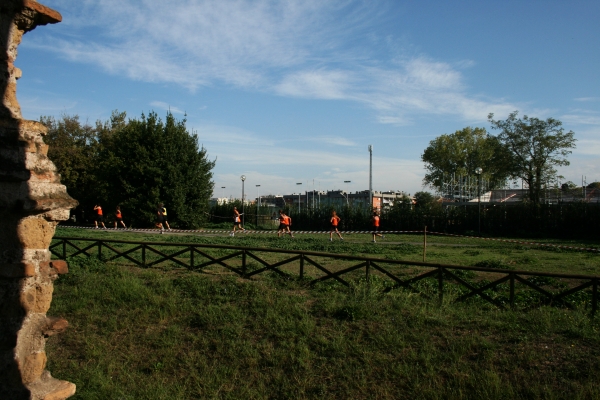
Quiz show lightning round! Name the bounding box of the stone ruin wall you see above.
[0,1,77,399]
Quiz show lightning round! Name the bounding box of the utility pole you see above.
[256,184,260,228]
[296,182,302,213]
[368,145,373,211]
[240,175,246,227]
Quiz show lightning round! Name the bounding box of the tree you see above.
[488,111,576,204]
[421,127,512,192]
[41,114,101,209]
[100,111,215,228]
[413,191,437,210]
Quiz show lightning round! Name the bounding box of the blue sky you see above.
[16,0,600,199]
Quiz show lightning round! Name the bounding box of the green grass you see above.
[55,226,600,276]
[46,252,600,399]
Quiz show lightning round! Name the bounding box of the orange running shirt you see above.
[373,216,380,227]
[331,216,340,226]
[96,206,103,216]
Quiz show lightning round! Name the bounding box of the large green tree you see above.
[488,111,576,204]
[421,127,512,192]
[42,111,215,227]
[99,111,215,228]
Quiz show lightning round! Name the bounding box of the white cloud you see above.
[561,113,600,126]
[149,101,185,115]
[34,0,518,125]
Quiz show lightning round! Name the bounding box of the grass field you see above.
[55,226,600,276]
[46,227,600,399]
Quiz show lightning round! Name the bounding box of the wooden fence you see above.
[51,236,599,315]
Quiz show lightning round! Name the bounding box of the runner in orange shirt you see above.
[231,206,245,236]
[93,204,106,229]
[329,210,343,241]
[277,210,294,238]
[114,206,127,229]
[372,211,384,242]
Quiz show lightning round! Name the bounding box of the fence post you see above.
[190,246,194,270]
[97,241,102,260]
[141,244,146,268]
[438,267,443,305]
[62,240,66,259]
[593,279,598,317]
[299,254,304,279]
[510,273,515,309]
[242,250,247,277]
[423,225,427,262]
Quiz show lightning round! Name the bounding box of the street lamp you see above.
[368,145,373,210]
[256,184,261,228]
[296,182,302,213]
[343,180,351,207]
[221,186,226,200]
[475,167,482,236]
[240,175,246,227]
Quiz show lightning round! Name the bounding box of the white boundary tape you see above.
[57,225,599,253]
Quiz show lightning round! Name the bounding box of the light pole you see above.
[296,182,302,213]
[475,167,482,236]
[221,186,226,201]
[368,145,373,211]
[256,184,260,228]
[240,175,246,227]
[343,180,351,207]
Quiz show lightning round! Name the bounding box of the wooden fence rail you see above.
[51,236,599,315]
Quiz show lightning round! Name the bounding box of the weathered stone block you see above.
[21,351,46,384]
[17,217,54,249]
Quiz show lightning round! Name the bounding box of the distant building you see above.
[281,190,409,210]
[209,197,230,207]
[442,188,600,205]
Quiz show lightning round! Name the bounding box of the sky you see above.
[15,0,600,199]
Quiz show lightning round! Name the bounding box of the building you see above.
[281,190,409,210]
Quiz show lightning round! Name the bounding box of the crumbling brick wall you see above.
[0,1,77,399]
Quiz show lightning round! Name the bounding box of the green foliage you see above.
[99,111,215,228]
[42,111,215,228]
[489,111,577,204]
[421,126,512,191]
[41,114,101,208]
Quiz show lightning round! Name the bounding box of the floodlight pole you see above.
[344,180,351,207]
[221,186,226,200]
[256,184,260,227]
[296,182,302,213]
[368,145,373,211]
[475,167,482,236]
[241,175,246,227]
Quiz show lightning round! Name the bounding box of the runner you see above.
[277,210,294,238]
[114,206,127,229]
[372,211,384,242]
[160,203,171,231]
[329,210,343,241]
[155,204,165,233]
[93,204,106,229]
[231,206,245,236]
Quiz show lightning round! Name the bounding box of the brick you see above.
[50,260,68,275]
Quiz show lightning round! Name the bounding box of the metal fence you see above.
[51,236,599,315]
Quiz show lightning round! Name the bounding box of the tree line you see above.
[422,111,577,204]
[43,111,215,228]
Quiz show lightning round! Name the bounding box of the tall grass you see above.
[47,256,600,399]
